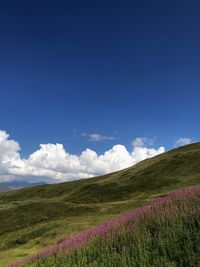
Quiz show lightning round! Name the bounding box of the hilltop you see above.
[0,142,200,266]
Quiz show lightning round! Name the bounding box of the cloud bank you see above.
[0,130,165,183]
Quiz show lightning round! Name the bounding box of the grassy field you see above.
[14,186,200,267]
[1,142,200,266]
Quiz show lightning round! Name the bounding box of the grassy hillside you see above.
[1,142,200,266]
[12,186,200,267]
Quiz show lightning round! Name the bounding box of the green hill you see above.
[1,142,200,266]
[14,186,200,267]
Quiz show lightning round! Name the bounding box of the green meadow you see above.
[1,143,200,267]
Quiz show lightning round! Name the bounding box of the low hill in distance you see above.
[1,142,200,266]
[0,181,46,193]
[0,184,10,193]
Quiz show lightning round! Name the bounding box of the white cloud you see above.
[0,131,23,176]
[132,137,155,147]
[0,130,165,183]
[89,134,115,142]
[82,133,115,142]
[175,138,192,147]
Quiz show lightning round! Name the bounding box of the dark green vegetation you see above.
[1,142,200,266]
[25,187,200,267]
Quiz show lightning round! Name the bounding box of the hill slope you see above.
[12,186,200,267]
[1,142,200,266]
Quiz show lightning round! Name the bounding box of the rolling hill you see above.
[1,142,200,266]
[12,186,200,267]
[0,181,46,193]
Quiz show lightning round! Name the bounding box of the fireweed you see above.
[10,186,200,267]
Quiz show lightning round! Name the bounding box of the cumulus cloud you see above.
[132,137,155,147]
[175,138,192,147]
[0,131,23,176]
[0,130,165,183]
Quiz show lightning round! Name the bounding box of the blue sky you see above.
[0,1,199,182]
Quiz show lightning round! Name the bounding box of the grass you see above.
[1,142,200,266]
[11,186,200,267]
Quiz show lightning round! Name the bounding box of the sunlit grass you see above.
[1,143,200,266]
[11,186,200,267]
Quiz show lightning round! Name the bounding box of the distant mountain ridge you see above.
[0,180,46,192]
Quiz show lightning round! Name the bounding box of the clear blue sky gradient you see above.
[0,0,200,156]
